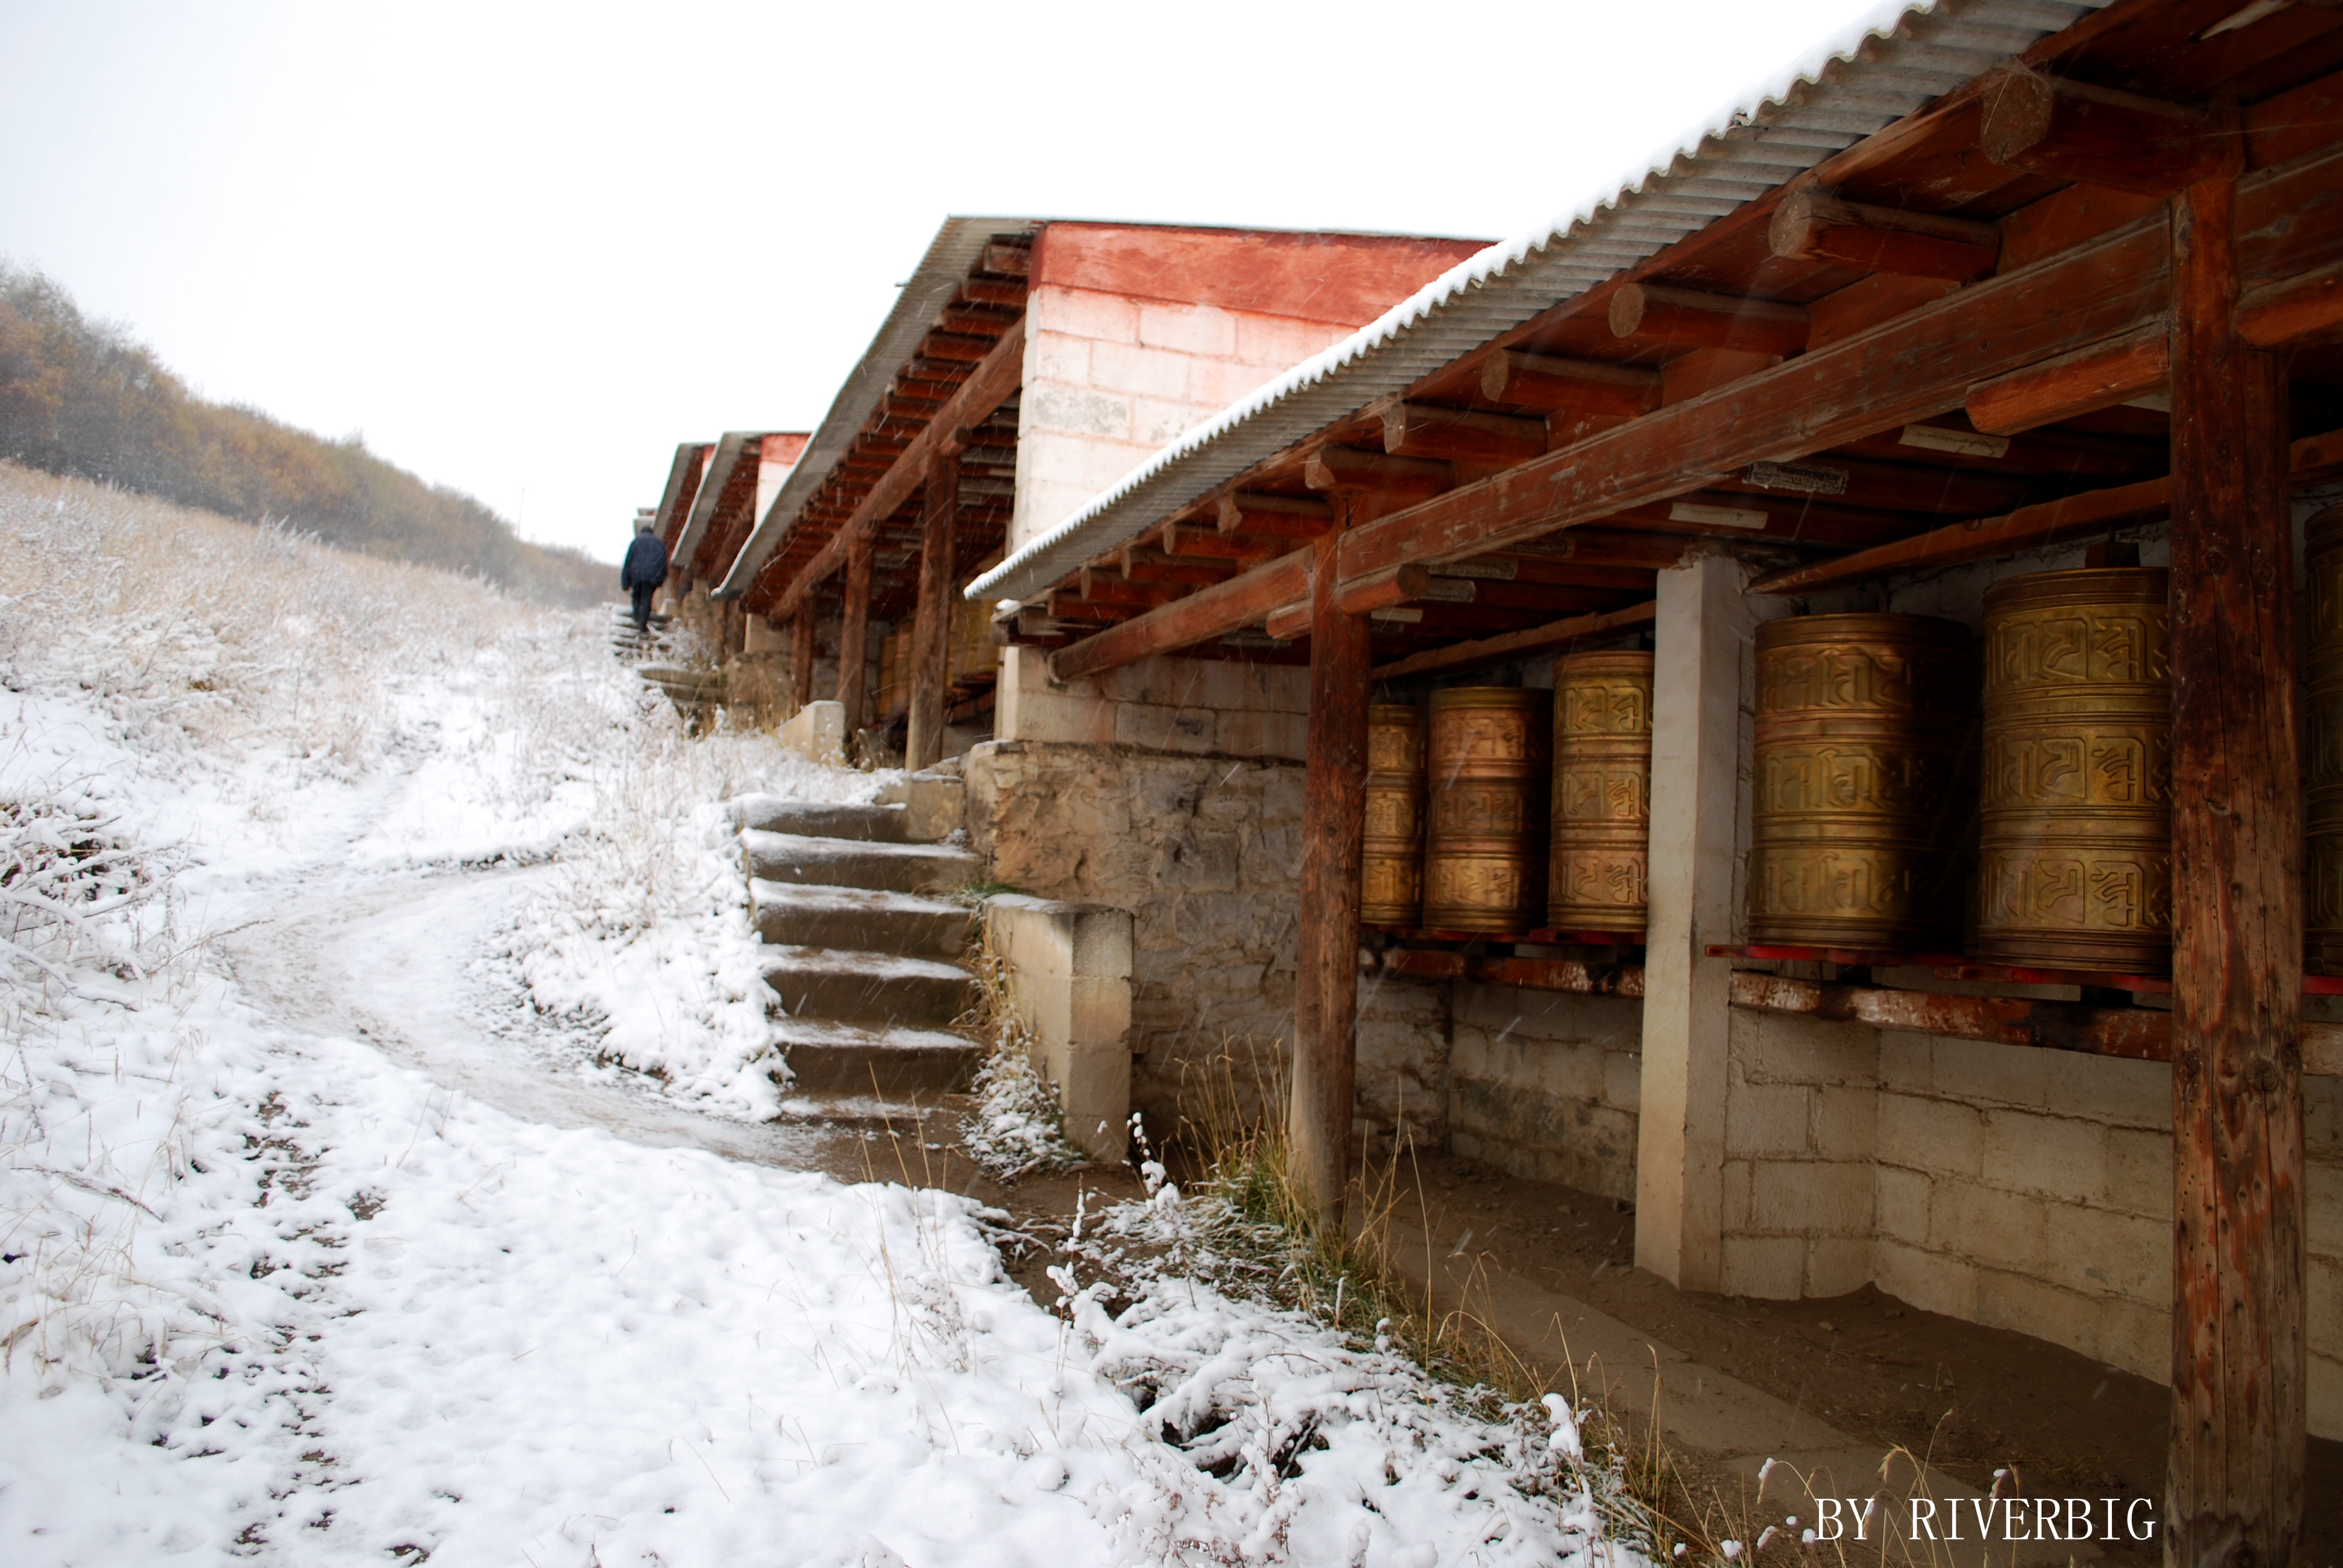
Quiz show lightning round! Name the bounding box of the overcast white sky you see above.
[0,0,1901,564]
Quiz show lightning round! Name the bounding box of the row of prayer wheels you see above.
[1363,652,1656,935]
[1368,518,2343,973]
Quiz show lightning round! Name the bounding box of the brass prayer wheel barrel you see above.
[1548,650,1653,934]
[1423,688,1550,933]
[1974,567,2171,969]
[1361,704,1428,926]
[2305,506,2343,973]
[950,593,997,684]
[1750,613,1970,950]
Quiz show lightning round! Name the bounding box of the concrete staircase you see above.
[733,791,986,1112]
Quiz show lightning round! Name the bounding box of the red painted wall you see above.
[1029,224,1489,328]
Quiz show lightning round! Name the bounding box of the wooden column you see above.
[904,448,958,771]
[2164,126,2305,1563]
[1288,512,1371,1223]
[788,604,815,716]
[837,530,874,737]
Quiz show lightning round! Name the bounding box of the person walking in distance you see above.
[620,517,669,635]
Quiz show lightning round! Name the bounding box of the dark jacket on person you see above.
[621,532,670,591]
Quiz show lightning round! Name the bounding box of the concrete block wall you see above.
[994,645,1309,761]
[2309,1073,2343,1436]
[1446,985,1642,1200]
[1718,1010,1881,1299]
[985,894,1134,1163]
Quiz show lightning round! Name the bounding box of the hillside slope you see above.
[0,264,608,606]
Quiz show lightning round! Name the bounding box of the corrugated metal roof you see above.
[968,0,2107,607]
[714,217,1041,598]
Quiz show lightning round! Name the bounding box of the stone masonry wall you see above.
[962,737,1444,1148]
[1446,986,1642,1201]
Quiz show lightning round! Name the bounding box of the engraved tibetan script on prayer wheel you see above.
[1974,567,2171,969]
[1362,704,1428,927]
[2305,508,2343,974]
[1423,688,1550,933]
[1750,613,1970,950]
[1548,651,1653,934]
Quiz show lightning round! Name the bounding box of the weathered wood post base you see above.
[788,605,816,717]
[2164,147,2307,1564]
[837,531,874,737]
[1289,521,1370,1224]
[905,450,958,771]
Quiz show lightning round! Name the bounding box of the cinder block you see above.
[1877,1091,1982,1178]
[1873,1238,1978,1321]
[1532,1040,1606,1104]
[2312,1353,2343,1442]
[2043,1203,2168,1302]
[1004,685,1115,746]
[2308,1255,2343,1359]
[1604,1048,1643,1112]
[1723,1158,1752,1230]
[1028,328,1092,384]
[1738,1010,1877,1087]
[1720,1235,1806,1299]
[1876,1030,1933,1091]
[1980,1108,2108,1204]
[1089,341,1193,402]
[1805,1235,1872,1298]
[1811,1083,1877,1161]
[1214,708,1307,761]
[2094,1295,2170,1383]
[1725,1081,1812,1158]
[1189,354,1278,411]
[1130,394,1214,448]
[1930,1035,2049,1109]
[1748,1160,1873,1235]
[1023,381,1134,442]
[1034,285,1140,345]
[1138,301,1237,358]
[2306,1076,2342,1152]
[2044,1051,2171,1131]
[1114,701,1216,754]
[2106,1126,2174,1221]
[2310,1160,2343,1255]
[1974,1266,2098,1355]
[1931,1181,2046,1273]
[1233,310,1343,370]
[778,699,846,766]
[1876,1166,1930,1244]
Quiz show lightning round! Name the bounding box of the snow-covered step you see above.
[761,945,973,1029]
[730,797,927,843]
[772,1018,984,1095]
[741,830,980,895]
[750,880,973,959]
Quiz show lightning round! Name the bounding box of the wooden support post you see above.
[788,604,814,716]
[905,450,958,771]
[2164,131,2306,1563]
[836,532,873,736]
[1289,506,1370,1224]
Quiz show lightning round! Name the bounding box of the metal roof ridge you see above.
[968,0,2110,608]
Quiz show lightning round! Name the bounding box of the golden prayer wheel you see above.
[1423,688,1550,933]
[1749,613,1971,950]
[951,594,998,685]
[2305,506,2343,973]
[1974,567,2171,969]
[1362,704,1429,926]
[1548,650,1653,935]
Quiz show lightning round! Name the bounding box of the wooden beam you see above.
[1980,69,2222,196]
[2236,256,2343,348]
[1303,445,1453,498]
[1767,189,2001,281]
[836,529,873,736]
[1378,402,1548,464]
[788,604,814,714]
[1216,491,1335,536]
[1478,350,1662,417]
[1263,598,1313,641]
[1748,424,2343,595]
[2163,139,2305,1560]
[1289,511,1369,1222]
[1607,284,1809,356]
[1368,599,1656,682]
[1726,972,2168,1059]
[1965,324,2169,436]
[980,242,1031,276]
[1049,551,1312,682]
[904,452,958,771]
[1337,209,2179,586]
[764,318,1023,617]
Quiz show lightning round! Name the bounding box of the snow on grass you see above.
[1,466,1646,1566]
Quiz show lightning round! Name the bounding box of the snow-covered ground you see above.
[0,469,1638,1566]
